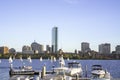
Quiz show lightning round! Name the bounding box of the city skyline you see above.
[0,0,120,52]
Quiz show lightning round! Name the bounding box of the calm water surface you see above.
[0,59,120,80]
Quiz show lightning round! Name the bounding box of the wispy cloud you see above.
[63,0,80,4]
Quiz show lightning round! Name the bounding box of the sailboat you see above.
[27,56,32,63]
[50,56,53,62]
[0,59,1,63]
[50,56,56,62]
[48,57,50,60]
[67,57,69,61]
[9,56,13,63]
[53,57,56,62]
[20,56,23,62]
[40,57,42,61]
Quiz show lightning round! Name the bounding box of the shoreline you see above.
[0,53,120,60]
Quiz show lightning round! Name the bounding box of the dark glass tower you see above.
[52,27,58,53]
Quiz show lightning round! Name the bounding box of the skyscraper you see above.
[99,43,111,54]
[52,27,58,53]
[81,42,90,53]
[115,45,120,54]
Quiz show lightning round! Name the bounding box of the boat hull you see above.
[9,69,35,75]
[91,78,110,80]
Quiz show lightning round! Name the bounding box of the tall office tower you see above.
[52,27,58,53]
[115,45,120,54]
[99,43,111,54]
[81,42,90,53]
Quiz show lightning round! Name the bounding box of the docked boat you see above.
[54,55,82,77]
[9,66,35,75]
[91,65,111,80]
[66,61,83,77]
[50,56,72,80]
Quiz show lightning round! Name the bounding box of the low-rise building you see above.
[9,48,16,53]
[0,46,9,54]
[31,42,44,54]
[115,45,120,54]
[22,45,33,54]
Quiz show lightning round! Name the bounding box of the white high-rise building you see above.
[99,43,111,54]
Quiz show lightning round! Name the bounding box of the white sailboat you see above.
[27,56,32,63]
[20,56,23,62]
[50,56,56,62]
[50,56,53,62]
[9,56,13,63]
[67,57,69,61]
[0,59,1,63]
[53,57,56,62]
[48,57,49,60]
[40,57,42,61]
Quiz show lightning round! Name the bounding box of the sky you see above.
[0,0,120,52]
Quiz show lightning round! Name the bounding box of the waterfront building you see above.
[22,45,33,54]
[115,45,120,54]
[46,45,51,53]
[31,42,44,54]
[99,43,111,54]
[9,48,16,53]
[75,49,78,54]
[0,46,9,54]
[81,42,90,53]
[52,27,58,53]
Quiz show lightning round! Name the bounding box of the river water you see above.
[0,59,120,80]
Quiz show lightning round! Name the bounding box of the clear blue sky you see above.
[0,0,120,52]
